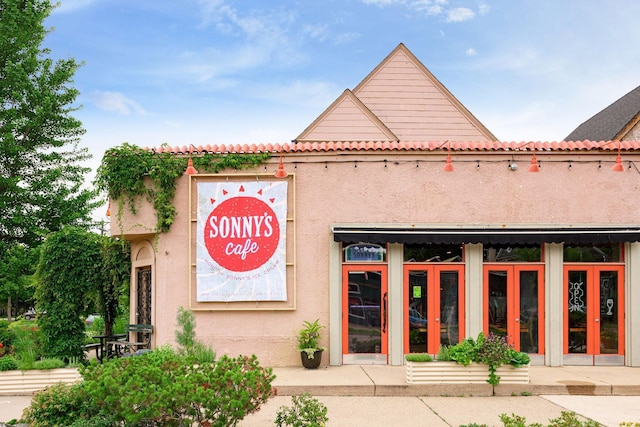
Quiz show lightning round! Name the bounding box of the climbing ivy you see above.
[94,143,271,234]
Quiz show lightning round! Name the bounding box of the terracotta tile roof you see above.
[149,140,640,155]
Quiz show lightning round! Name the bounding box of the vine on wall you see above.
[94,143,271,234]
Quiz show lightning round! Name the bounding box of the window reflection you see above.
[563,245,621,262]
[484,245,541,262]
[404,244,463,262]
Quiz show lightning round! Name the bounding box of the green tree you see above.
[36,227,99,361]
[35,227,130,361]
[0,0,99,249]
[0,242,38,320]
[93,237,130,336]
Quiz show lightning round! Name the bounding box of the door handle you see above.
[382,292,388,333]
[435,318,440,322]
[515,318,520,322]
[595,318,600,322]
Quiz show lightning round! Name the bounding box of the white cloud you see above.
[303,23,330,42]
[445,7,475,22]
[91,91,147,115]
[333,32,361,45]
[466,48,477,56]
[411,0,448,15]
[361,0,404,5]
[478,2,490,16]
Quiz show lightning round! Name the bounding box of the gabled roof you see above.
[296,43,497,143]
[295,89,398,142]
[565,85,640,142]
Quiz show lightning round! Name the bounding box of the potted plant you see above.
[297,319,326,369]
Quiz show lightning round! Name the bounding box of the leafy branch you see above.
[94,143,271,234]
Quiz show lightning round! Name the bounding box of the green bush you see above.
[459,411,603,427]
[36,227,102,363]
[10,320,42,369]
[0,355,18,371]
[175,306,216,364]
[0,319,16,348]
[405,353,433,362]
[275,393,329,427]
[80,347,274,426]
[33,357,66,370]
[498,411,602,427]
[21,382,116,427]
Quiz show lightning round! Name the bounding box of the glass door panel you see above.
[519,270,540,353]
[404,265,464,354]
[439,271,460,347]
[487,270,508,338]
[343,265,388,364]
[566,270,587,353]
[484,265,544,354]
[599,271,620,354]
[564,265,624,356]
[407,270,428,353]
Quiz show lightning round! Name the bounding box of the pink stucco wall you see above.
[111,148,639,366]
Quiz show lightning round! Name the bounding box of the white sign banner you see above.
[195,181,288,302]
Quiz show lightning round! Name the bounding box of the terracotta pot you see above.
[300,350,323,369]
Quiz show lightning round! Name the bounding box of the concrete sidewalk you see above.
[271,364,640,396]
[3,365,640,426]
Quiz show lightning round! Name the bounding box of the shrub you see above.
[405,353,433,362]
[275,393,329,427]
[0,355,18,371]
[9,319,42,368]
[80,347,274,426]
[498,411,602,427]
[0,319,16,349]
[175,306,216,364]
[33,357,66,370]
[21,382,116,427]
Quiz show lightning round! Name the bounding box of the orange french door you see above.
[483,264,544,353]
[404,264,464,354]
[342,264,388,363]
[563,265,624,355]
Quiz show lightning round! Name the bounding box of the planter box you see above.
[0,368,81,395]
[406,361,529,385]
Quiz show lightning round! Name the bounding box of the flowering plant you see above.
[439,332,530,386]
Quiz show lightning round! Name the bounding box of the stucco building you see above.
[111,44,640,367]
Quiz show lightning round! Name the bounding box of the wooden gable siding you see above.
[353,47,493,141]
[619,113,640,141]
[296,90,397,142]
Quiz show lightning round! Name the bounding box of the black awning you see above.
[332,227,640,245]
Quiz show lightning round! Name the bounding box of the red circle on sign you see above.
[204,196,280,272]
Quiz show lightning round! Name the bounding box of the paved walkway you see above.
[3,365,640,426]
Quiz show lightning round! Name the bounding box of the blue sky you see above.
[45,0,640,176]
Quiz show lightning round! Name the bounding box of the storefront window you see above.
[403,244,463,262]
[483,245,541,262]
[563,244,622,262]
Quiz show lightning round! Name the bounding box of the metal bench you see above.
[106,324,153,359]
